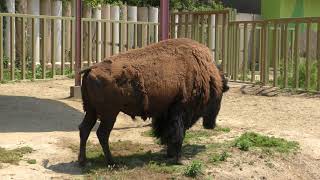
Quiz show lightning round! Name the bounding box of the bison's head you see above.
[202,71,229,129]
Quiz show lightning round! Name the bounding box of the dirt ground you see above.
[0,79,319,179]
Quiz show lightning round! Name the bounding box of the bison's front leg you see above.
[78,110,97,166]
[167,110,185,164]
[96,113,118,165]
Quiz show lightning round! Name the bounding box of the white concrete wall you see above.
[51,0,62,63]
[127,6,137,49]
[111,6,120,54]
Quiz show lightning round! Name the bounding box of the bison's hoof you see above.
[78,156,87,167]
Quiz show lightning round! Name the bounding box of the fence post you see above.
[111,5,120,55]
[251,23,256,82]
[0,16,3,81]
[283,23,289,88]
[52,0,62,64]
[293,23,300,89]
[127,6,137,49]
[243,23,248,81]
[317,23,320,91]
[138,7,148,47]
[148,7,159,43]
[305,22,311,90]
[102,4,111,58]
[273,23,279,87]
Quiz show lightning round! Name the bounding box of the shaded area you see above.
[0,95,83,132]
[46,141,206,175]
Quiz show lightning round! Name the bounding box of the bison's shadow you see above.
[47,144,206,174]
[0,95,83,132]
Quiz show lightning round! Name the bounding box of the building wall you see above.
[262,0,320,19]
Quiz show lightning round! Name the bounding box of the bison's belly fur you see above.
[78,38,228,166]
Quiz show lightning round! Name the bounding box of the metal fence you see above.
[0,13,159,82]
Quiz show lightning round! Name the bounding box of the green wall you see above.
[262,0,320,19]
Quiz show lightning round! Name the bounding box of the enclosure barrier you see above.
[0,13,159,82]
[170,9,236,72]
[228,17,320,92]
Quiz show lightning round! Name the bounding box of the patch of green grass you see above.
[183,160,203,178]
[184,130,212,144]
[1,65,74,83]
[234,132,299,153]
[141,130,156,137]
[147,161,181,174]
[215,126,231,133]
[26,159,37,164]
[0,146,33,165]
[210,151,230,164]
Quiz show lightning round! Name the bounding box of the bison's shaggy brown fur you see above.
[79,38,229,166]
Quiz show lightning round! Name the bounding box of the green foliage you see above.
[0,146,33,165]
[278,60,318,90]
[234,132,299,153]
[26,159,37,164]
[184,160,203,178]
[210,151,230,164]
[170,0,224,11]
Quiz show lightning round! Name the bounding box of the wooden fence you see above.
[0,13,159,82]
[171,10,320,92]
[228,17,320,92]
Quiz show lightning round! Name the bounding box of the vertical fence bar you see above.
[0,16,3,81]
[127,22,131,50]
[177,14,182,38]
[51,19,56,78]
[207,15,212,53]
[215,14,219,62]
[120,22,125,52]
[251,23,256,82]
[21,17,26,80]
[88,21,92,65]
[242,23,248,81]
[283,23,289,88]
[273,23,279,87]
[231,24,236,79]
[200,15,205,44]
[226,23,232,76]
[317,22,320,91]
[221,13,227,71]
[96,21,101,61]
[262,23,268,85]
[71,19,75,72]
[134,23,138,49]
[170,14,175,38]
[10,16,15,80]
[235,23,240,81]
[194,15,199,41]
[294,23,300,89]
[305,22,311,90]
[185,14,189,38]
[42,18,47,79]
[61,19,66,75]
[32,18,36,79]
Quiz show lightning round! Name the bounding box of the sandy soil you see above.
[0,79,319,179]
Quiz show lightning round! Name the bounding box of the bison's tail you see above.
[81,69,91,112]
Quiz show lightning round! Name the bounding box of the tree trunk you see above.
[16,0,27,66]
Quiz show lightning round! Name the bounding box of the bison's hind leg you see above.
[96,112,118,165]
[167,107,185,164]
[78,109,97,166]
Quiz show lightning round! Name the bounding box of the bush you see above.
[184,160,203,178]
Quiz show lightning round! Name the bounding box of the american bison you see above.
[78,38,229,166]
